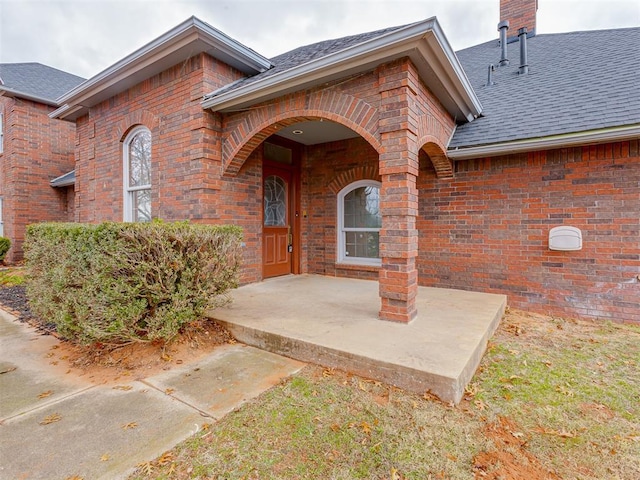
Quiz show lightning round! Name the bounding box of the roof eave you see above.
[0,85,58,107]
[52,16,272,120]
[447,124,640,160]
[202,18,482,123]
[50,169,76,187]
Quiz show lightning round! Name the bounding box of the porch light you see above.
[292,130,303,135]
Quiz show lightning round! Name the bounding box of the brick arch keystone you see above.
[116,110,160,141]
[222,92,381,176]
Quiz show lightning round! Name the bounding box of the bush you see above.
[0,237,10,262]
[24,221,242,345]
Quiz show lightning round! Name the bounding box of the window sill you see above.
[335,262,381,273]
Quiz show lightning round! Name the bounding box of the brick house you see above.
[46,0,638,323]
[0,63,85,263]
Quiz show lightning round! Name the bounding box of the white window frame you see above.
[337,179,382,266]
[123,125,152,222]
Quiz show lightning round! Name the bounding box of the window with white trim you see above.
[337,180,382,266]
[123,126,151,222]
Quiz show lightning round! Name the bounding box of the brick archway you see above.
[221,91,381,175]
[116,110,160,142]
[417,115,454,179]
[421,140,453,179]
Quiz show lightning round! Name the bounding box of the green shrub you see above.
[24,221,242,345]
[0,237,10,262]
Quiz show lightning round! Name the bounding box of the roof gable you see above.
[0,63,85,106]
[52,16,272,121]
[203,18,482,123]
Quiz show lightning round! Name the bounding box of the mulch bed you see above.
[0,285,55,333]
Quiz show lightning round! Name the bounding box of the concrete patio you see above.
[208,275,507,404]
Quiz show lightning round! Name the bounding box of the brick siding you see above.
[418,140,640,323]
[0,96,76,263]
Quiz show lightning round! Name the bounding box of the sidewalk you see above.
[0,309,304,480]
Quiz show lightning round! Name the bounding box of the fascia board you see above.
[447,124,640,159]
[54,17,271,119]
[0,86,58,107]
[49,103,85,121]
[202,17,482,122]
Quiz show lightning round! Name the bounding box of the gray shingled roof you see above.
[450,28,640,149]
[206,24,411,98]
[0,62,85,105]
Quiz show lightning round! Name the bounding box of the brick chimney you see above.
[500,0,538,39]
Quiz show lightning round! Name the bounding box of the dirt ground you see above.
[0,285,235,384]
[473,416,561,479]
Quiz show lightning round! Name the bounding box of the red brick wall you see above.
[0,96,76,263]
[304,137,380,281]
[500,0,537,36]
[418,140,640,323]
[75,53,244,225]
[75,53,263,282]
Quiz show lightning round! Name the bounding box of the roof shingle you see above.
[0,62,85,104]
[450,28,640,149]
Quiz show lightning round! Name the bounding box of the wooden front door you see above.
[263,165,293,278]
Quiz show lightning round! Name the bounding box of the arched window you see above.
[337,180,382,265]
[123,126,151,222]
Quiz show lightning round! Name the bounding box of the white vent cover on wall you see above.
[549,226,582,251]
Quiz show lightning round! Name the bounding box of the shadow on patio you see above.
[208,274,506,403]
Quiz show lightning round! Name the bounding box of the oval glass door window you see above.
[264,175,287,226]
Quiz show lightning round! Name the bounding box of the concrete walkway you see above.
[0,310,304,480]
[209,274,507,404]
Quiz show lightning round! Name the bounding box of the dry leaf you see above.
[113,385,133,391]
[122,422,138,430]
[330,423,341,432]
[65,476,83,480]
[361,421,371,435]
[534,426,577,438]
[39,413,62,425]
[391,467,401,480]
[322,367,335,377]
[100,453,110,462]
[38,390,54,399]
[358,380,367,391]
[446,453,458,461]
[157,451,174,465]
[165,388,175,395]
[137,461,153,475]
[474,399,487,411]
[464,383,479,398]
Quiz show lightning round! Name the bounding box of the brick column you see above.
[377,60,419,323]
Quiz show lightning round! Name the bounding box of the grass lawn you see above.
[0,266,26,286]
[129,309,639,479]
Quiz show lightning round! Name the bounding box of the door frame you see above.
[262,136,301,277]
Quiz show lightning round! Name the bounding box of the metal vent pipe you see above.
[498,20,509,66]
[518,27,529,74]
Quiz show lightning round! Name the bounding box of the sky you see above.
[0,0,638,79]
